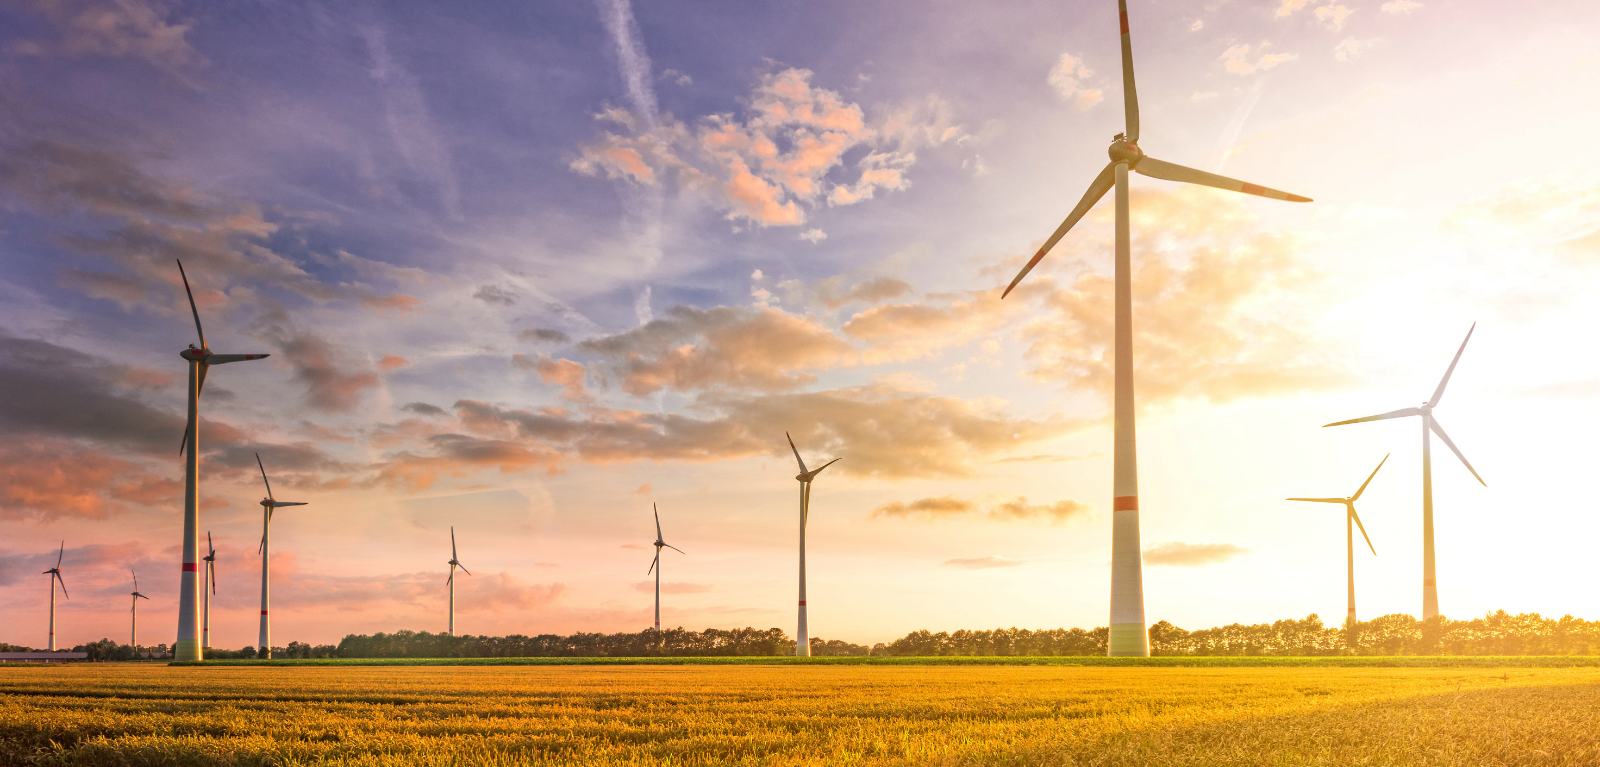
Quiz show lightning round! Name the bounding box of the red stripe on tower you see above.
[261,610,269,615]
[182,563,199,572]
[798,601,807,606]
[1112,496,1139,511]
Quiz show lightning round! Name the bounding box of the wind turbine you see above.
[647,503,685,633]
[446,527,470,637]
[999,1,1312,656]
[175,260,269,661]
[129,569,150,652]
[1325,324,1485,620]
[42,542,67,651]
[255,453,307,659]
[202,533,216,651]
[786,432,840,657]
[1287,454,1387,624]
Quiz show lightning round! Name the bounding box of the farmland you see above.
[3,663,1599,765]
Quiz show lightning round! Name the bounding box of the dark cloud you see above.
[473,285,518,305]
[0,331,187,454]
[256,311,380,413]
[402,402,447,416]
[518,328,571,345]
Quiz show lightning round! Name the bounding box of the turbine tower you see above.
[255,453,307,659]
[129,569,150,651]
[1325,324,1485,620]
[175,260,269,661]
[786,432,840,657]
[999,0,1312,656]
[202,533,217,651]
[1287,454,1386,624]
[42,542,67,651]
[647,503,685,633]
[446,527,470,637]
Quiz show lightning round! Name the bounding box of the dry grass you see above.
[2,664,1597,766]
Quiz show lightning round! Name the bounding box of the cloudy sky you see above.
[3,0,1599,650]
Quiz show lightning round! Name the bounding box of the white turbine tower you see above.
[42,542,67,651]
[129,569,150,652]
[202,532,216,651]
[1287,454,1386,624]
[1325,324,1485,620]
[446,527,470,637]
[647,503,685,633]
[786,432,840,657]
[1000,0,1312,656]
[255,453,307,659]
[175,260,269,661]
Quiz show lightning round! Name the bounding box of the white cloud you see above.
[1047,52,1104,111]
[1381,0,1422,13]
[1192,91,1218,102]
[1144,542,1249,567]
[800,228,827,243]
[1190,19,1205,32]
[1314,4,1354,31]
[1334,38,1380,62]
[1220,43,1298,75]
[1275,0,1311,17]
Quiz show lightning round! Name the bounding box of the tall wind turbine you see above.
[202,533,216,651]
[647,503,685,633]
[1325,324,1485,620]
[175,260,269,661]
[1287,454,1386,624]
[786,432,840,657]
[255,453,307,659]
[42,542,67,651]
[999,1,1312,656]
[129,569,150,651]
[446,527,470,637]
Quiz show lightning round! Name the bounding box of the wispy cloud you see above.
[360,26,461,219]
[942,556,1024,570]
[1144,542,1249,566]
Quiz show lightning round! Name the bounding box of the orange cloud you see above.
[362,294,421,314]
[872,495,976,519]
[512,353,590,402]
[1144,542,1249,566]
[873,495,1090,523]
[377,354,410,371]
[942,556,1024,570]
[0,441,177,520]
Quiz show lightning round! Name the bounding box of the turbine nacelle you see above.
[181,346,209,361]
[1108,137,1144,165]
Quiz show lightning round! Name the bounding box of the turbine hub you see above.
[1108,139,1144,166]
[180,347,209,361]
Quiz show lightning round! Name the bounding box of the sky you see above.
[3,0,1600,650]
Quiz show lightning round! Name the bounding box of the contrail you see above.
[1210,78,1264,173]
[595,0,658,127]
[593,0,666,274]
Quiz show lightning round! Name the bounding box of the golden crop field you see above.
[2,663,1598,766]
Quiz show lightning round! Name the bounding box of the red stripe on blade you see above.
[1113,495,1139,511]
[1241,182,1265,196]
[1120,10,1129,34]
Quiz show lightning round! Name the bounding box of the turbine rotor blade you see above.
[203,354,270,365]
[55,572,68,600]
[812,457,842,477]
[1134,157,1312,202]
[1429,417,1486,486]
[654,503,664,540]
[1003,162,1116,299]
[648,551,659,575]
[177,259,207,350]
[1286,498,1346,504]
[665,544,686,555]
[452,527,458,562]
[1117,0,1139,142]
[1351,453,1390,502]
[197,361,209,397]
[785,432,809,474]
[56,541,64,568]
[256,452,274,502]
[1324,407,1422,427]
[1350,504,1377,556]
[1429,322,1476,407]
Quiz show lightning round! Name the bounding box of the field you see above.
[3,662,1598,766]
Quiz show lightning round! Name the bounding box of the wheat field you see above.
[2,663,1597,766]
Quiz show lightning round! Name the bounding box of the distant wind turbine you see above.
[647,503,685,633]
[1287,454,1387,624]
[786,432,840,657]
[447,527,470,637]
[129,569,150,651]
[42,542,67,651]
[202,533,216,651]
[175,260,269,661]
[1000,0,1311,657]
[1325,324,1485,620]
[255,453,307,659]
